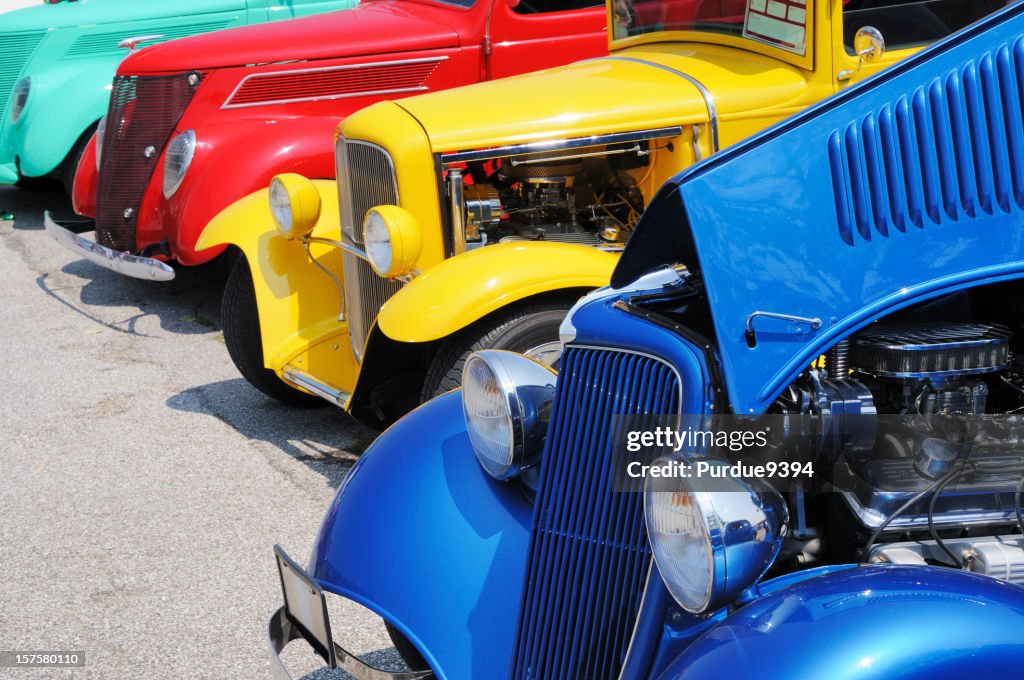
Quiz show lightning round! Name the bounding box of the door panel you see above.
[486,0,608,80]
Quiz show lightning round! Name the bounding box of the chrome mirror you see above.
[838,26,886,81]
[854,26,886,63]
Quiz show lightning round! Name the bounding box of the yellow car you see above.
[199,0,1002,424]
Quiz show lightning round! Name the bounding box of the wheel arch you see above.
[375,241,619,344]
[351,287,591,426]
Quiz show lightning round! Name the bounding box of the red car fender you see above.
[72,134,99,218]
[150,115,341,266]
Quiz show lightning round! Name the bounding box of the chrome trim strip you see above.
[616,559,656,680]
[449,167,466,255]
[283,367,352,408]
[603,56,720,153]
[222,56,448,109]
[440,126,684,165]
[44,211,175,282]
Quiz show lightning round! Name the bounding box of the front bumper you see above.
[44,211,175,282]
[268,545,431,680]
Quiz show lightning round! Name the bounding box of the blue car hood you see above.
[614,3,1024,415]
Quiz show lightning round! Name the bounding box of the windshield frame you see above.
[606,0,816,71]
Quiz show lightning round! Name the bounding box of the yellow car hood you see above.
[392,43,812,153]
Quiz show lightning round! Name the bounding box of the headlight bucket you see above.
[162,129,196,199]
[11,77,30,124]
[462,350,556,481]
[269,173,322,239]
[363,205,422,278]
[645,458,787,614]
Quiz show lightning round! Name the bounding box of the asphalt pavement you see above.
[0,184,402,679]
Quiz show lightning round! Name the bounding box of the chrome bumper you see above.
[268,546,430,680]
[44,211,175,282]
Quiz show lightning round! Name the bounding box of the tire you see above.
[14,175,59,191]
[384,621,433,675]
[61,123,98,197]
[222,257,324,407]
[420,297,576,402]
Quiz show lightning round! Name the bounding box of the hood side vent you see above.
[829,38,1024,246]
[223,56,445,108]
[62,21,230,59]
[0,31,46,131]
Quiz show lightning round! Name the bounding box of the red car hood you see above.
[122,0,461,74]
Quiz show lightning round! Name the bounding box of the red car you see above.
[49,0,607,281]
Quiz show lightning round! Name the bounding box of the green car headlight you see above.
[11,77,30,124]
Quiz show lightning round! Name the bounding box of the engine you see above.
[456,145,648,249]
[774,319,1024,583]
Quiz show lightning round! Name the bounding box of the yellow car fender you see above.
[197,181,359,395]
[377,241,620,344]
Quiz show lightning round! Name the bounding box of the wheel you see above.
[384,621,433,675]
[61,123,98,196]
[221,257,324,407]
[14,174,59,191]
[420,297,576,401]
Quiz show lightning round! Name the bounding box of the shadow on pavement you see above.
[166,378,378,489]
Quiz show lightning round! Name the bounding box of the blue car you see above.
[268,3,1024,679]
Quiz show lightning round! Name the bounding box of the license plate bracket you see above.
[274,544,337,668]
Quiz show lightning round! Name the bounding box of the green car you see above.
[0,0,353,192]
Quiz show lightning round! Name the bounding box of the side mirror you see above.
[854,26,886,63]
[838,26,886,82]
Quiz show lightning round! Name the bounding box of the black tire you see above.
[420,297,576,401]
[61,123,98,197]
[222,257,324,407]
[14,174,59,191]
[384,621,433,675]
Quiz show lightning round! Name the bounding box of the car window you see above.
[842,0,1009,55]
[512,0,605,14]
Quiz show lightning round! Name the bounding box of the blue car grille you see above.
[511,346,680,680]
[0,31,46,134]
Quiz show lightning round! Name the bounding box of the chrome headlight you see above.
[95,115,107,170]
[162,129,196,199]
[11,77,30,124]
[645,459,787,614]
[462,350,556,480]
[363,205,422,278]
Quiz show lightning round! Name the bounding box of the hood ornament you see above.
[117,34,165,54]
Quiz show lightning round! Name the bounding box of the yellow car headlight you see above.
[363,205,422,278]
[269,173,321,239]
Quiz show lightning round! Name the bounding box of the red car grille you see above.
[224,58,442,108]
[95,73,201,252]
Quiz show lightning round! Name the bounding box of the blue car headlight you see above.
[645,459,788,614]
[462,350,555,480]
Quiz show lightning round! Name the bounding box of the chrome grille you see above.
[0,31,45,134]
[511,346,681,680]
[342,252,402,362]
[336,137,400,360]
[336,137,398,245]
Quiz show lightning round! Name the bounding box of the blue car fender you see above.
[658,565,1024,680]
[310,391,533,680]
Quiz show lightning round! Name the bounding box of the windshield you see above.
[612,0,810,56]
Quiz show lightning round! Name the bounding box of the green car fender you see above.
[10,58,113,179]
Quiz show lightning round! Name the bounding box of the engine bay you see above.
[763,286,1024,583]
[446,140,659,250]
